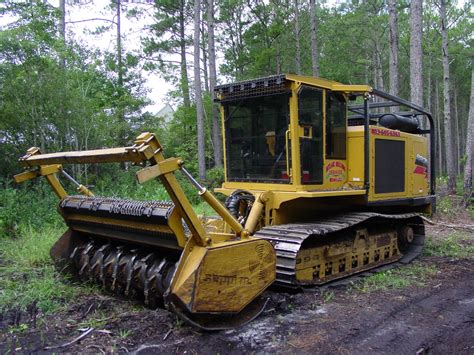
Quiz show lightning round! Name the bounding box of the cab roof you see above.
[214,74,372,102]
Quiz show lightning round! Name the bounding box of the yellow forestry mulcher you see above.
[15,74,435,329]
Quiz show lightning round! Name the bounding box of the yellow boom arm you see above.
[14,132,251,246]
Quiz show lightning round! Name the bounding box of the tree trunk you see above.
[388,0,398,98]
[180,1,191,108]
[409,0,423,106]
[374,40,384,91]
[201,17,209,93]
[194,0,206,179]
[309,0,320,76]
[453,84,461,174]
[59,0,66,38]
[276,46,282,74]
[294,0,301,74]
[425,54,432,170]
[435,81,443,175]
[207,0,222,167]
[425,55,433,130]
[463,68,474,207]
[116,0,123,88]
[59,0,66,68]
[59,0,68,144]
[440,0,456,194]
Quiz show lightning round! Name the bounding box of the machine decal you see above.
[202,274,251,285]
[325,161,346,182]
[371,128,401,137]
[414,154,428,177]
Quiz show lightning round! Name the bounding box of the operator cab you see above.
[215,74,353,190]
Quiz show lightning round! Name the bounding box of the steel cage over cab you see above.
[214,74,435,204]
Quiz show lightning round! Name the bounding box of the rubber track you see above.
[253,212,425,288]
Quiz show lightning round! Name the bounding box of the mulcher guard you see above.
[14,133,276,330]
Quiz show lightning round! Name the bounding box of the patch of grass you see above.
[78,310,110,328]
[320,289,335,303]
[0,265,79,314]
[353,262,437,293]
[424,232,474,259]
[1,223,64,267]
[119,329,132,339]
[0,223,86,314]
[8,323,29,334]
[469,208,474,220]
[437,196,454,215]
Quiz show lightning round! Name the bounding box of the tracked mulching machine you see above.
[15,74,435,329]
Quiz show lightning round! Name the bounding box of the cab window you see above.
[326,92,347,159]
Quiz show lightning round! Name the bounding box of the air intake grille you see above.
[214,75,288,102]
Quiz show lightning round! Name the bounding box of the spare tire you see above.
[224,190,255,226]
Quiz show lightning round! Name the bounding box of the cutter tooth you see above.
[70,246,82,260]
[78,242,95,276]
[91,244,110,280]
[125,254,138,296]
[155,258,168,296]
[111,248,124,291]
[144,274,157,306]
[78,260,88,276]
[83,242,94,255]
[138,256,152,299]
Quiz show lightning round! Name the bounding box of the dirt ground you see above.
[1,221,473,354]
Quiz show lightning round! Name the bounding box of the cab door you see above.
[297,86,324,184]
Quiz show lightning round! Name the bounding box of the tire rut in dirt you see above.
[340,265,474,354]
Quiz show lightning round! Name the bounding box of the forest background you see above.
[0,0,473,234]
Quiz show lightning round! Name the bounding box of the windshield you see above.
[224,93,290,183]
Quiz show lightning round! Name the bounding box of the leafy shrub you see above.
[0,180,62,238]
[206,166,225,190]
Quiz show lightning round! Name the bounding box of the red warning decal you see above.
[413,154,428,178]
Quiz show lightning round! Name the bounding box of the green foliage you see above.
[353,263,437,293]
[91,167,204,206]
[437,195,454,214]
[424,233,474,259]
[0,1,154,180]
[0,181,62,238]
[206,166,225,190]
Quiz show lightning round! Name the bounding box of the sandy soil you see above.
[1,223,473,354]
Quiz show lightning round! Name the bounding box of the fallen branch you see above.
[44,327,94,350]
[420,216,435,225]
[163,329,172,341]
[83,303,95,318]
[132,341,183,354]
[96,329,113,335]
[437,223,474,231]
[85,345,106,354]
